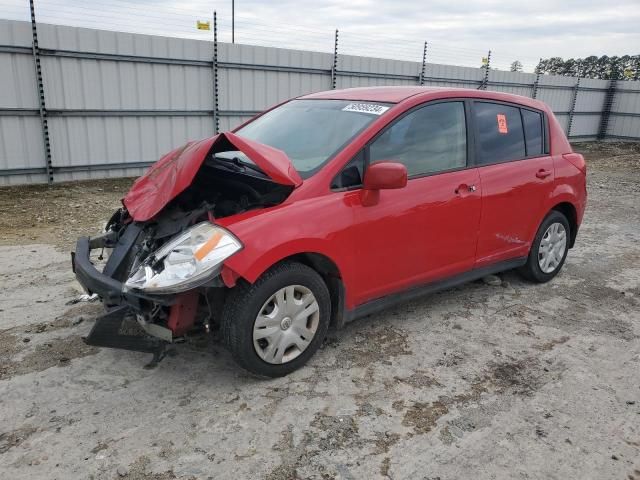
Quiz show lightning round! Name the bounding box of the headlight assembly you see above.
[125,222,242,294]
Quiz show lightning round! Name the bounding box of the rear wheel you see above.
[221,261,331,377]
[519,210,570,283]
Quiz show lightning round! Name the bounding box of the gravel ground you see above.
[0,142,639,480]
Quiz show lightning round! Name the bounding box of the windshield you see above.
[234,99,390,178]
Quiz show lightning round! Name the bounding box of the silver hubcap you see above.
[538,222,567,274]
[253,285,320,364]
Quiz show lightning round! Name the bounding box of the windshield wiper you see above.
[213,155,266,176]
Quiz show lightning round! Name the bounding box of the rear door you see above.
[472,101,553,267]
[349,100,482,305]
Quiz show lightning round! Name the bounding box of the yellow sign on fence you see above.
[197,21,211,31]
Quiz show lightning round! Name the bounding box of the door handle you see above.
[455,184,477,195]
[536,169,552,179]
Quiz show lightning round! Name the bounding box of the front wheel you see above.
[519,210,570,283]
[221,261,331,377]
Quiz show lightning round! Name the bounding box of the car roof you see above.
[301,86,439,103]
[300,86,548,111]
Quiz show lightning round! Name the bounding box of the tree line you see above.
[532,55,640,80]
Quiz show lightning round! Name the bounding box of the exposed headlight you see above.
[125,222,242,294]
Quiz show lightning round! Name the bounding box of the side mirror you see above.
[364,161,408,190]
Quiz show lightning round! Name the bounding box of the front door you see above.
[349,100,482,305]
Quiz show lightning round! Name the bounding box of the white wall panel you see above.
[428,63,484,82]
[536,88,573,113]
[0,19,32,46]
[220,115,256,132]
[609,115,640,139]
[0,53,39,109]
[37,23,213,61]
[554,113,570,132]
[571,115,601,137]
[0,116,45,170]
[339,54,419,77]
[48,116,213,168]
[576,91,606,112]
[219,68,328,111]
[336,75,415,89]
[613,90,640,115]
[41,57,213,110]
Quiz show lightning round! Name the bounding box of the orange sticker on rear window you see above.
[497,114,508,134]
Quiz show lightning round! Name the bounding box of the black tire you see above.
[220,261,331,377]
[518,210,570,283]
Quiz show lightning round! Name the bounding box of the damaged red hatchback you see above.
[73,87,587,377]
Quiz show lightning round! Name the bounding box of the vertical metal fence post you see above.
[597,78,617,140]
[419,41,428,86]
[567,75,581,138]
[331,29,339,89]
[213,11,219,134]
[532,58,542,99]
[479,50,491,90]
[29,0,53,184]
[231,0,235,44]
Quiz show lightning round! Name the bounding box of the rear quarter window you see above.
[521,109,544,156]
[474,102,526,164]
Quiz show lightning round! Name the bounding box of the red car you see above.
[73,86,587,377]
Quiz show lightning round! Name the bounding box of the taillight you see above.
[562,153,586,173]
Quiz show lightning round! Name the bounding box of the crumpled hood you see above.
[123,132,302,222]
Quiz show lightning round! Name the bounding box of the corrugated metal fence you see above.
[1,19,639,186]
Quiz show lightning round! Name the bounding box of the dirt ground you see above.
[0,142,639,480]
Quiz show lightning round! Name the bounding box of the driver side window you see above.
[369,102,467,176]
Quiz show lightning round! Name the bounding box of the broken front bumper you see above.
[72,235,174,357]
[72,235,172,310]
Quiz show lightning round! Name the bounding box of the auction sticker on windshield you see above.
[342,103,390,115]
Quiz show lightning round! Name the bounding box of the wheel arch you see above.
[279,252,346,329]
[224,248,349,330]
[550,201,578,248]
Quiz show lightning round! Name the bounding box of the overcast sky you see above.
[3,0,639,71]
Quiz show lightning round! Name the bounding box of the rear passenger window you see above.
[369,102,467,176]
[474,102,525,164]
[521,109,543,156]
